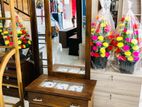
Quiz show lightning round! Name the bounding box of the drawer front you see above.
[113,75,142,84]
[91,72,111,81]
[28,92,89,107]
[93,92,111,107]
[95,80,111,92]
[111,81,141,97]
[30,103,47,107]
[111,93,139,106]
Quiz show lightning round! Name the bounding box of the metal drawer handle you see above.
[33,98,43,102]
[70,104,80,107]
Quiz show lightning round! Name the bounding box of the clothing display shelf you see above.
[0,0,24,107]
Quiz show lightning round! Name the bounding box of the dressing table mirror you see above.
[47,0,87,78]
[26,0,96,107]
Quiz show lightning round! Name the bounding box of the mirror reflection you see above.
[50,0,86,74]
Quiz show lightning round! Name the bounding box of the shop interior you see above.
[0,0,142,107]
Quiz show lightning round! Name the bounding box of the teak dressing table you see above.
[26,0,96,107]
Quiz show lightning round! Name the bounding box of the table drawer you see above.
[111,81,141,97]
[30,103,47,107]
[28,92,89,107]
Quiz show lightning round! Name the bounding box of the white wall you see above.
[92,0,99,20]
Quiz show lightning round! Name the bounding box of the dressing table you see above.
[26,0,96,107]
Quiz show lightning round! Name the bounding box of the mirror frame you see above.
[44,0,92,79]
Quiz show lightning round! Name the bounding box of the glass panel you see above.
[40,80,84,92]
[51,0,86,74]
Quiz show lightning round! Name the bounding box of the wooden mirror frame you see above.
[45,0,92,79]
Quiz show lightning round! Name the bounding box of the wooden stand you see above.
[0,0,24,106]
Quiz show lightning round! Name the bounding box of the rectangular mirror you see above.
[44,0,91,79]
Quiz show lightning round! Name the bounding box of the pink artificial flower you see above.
[91,23,96,27]
[105,52,110,57]
[125,38,131,42]
[123,28,127,33]
[133,51,139,56]
[134,30,139,35]
[9,42,13,46]
[93,46,97,51]
[118,55,126,61]
[96,42,102,47]
[91,35,98,41]
[123,45,130,51]
[134,57,139,62]
[104,25,111,33]
[90,52,94,56]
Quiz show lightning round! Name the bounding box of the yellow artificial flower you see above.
[101,23,106,27]
[125,16,131,21]
[91,28,95,34]
[133,46,139,51]
[18,46,21,49]
[17,31,22,35]
[128,56,134,62]
[28,40,31,45]
[119,23,125,27]
[116,37,123,41]
[23,45,26,48]
[126,30,132,35]
[3,31,8,35]
[118,29,123,33]
[18,40,22,45]
[124,51,131,56]
[131,39,138,45]
[101,54,106,58]
[100,48,106,53]
[5,40,9,45]
[103,42,109,47]
[98,36,104,41]
[117,42,124,48]
[3,36,7,39]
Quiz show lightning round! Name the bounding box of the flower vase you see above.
[119,60,135,74]
[91,57,108,69]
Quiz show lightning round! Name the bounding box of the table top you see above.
[26,75,96,101]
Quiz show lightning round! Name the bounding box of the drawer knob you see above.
[6,76,9,80]
[70,104,80,107]
[33,98,43,102]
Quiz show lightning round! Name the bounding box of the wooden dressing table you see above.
[26,75,96,107]
[26,0,96,107]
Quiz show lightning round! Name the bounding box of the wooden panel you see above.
[113,75,142,84]
[28,92,89,107]
[93,91,111,107]
[94,80,111,93]
[111,94,139,107]
[30,103,47,107]
[111,81,141,97]
[91,72,111,81]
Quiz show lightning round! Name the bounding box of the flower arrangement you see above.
[91,16,114,69]
[1,15,32,49]
[114,15,142,73]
